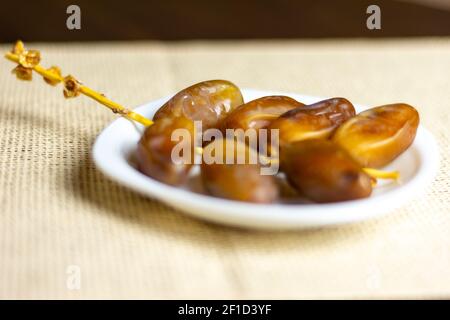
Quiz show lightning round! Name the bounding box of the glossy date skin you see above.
[200,138,279,203]
[281,140,372,203]
[136,116,195,186]
[221,96,304,133]
[268,97,355,149]
[137,80,243,186]
[332,103,419,168]
[153,80,244,130]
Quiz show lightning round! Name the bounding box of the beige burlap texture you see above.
[0,39,449,299]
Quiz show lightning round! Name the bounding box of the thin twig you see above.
[4,41,153,126]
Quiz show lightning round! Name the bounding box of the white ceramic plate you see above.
[93,89,439,230]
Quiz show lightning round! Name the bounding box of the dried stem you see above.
[4,41,153,126]
[362,168,400,181]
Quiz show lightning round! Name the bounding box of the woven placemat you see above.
[0,39,448,299]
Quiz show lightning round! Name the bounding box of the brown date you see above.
[332,103,419,168]
[221,95,304,133]
[153,80,244,130]
[201,138,279,203]
[281,140,372,203]
[137,116,195,186]
[268,97,355,149]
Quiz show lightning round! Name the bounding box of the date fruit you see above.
[268,97,355,149]
[221,95,304,133]
[332,103,419,167]
[137,116,195,186]
[201,138,279,203]
[281,140,372,203]
[153,80,244,130]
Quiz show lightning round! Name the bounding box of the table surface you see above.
[0,39,449,299]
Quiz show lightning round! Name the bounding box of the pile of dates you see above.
[136,80,419,204]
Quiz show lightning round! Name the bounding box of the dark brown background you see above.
[1,0,450,42]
